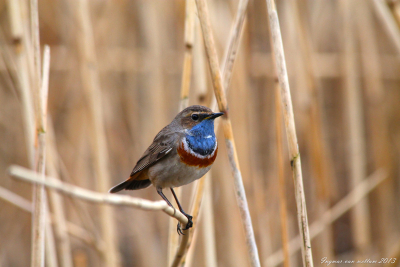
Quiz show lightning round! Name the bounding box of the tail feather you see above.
[109,179,151,193]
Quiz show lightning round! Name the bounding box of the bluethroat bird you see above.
[109,105,223,234]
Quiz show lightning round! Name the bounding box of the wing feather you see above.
[129,131,177,177]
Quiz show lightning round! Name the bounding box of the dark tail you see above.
[109,179,151,193]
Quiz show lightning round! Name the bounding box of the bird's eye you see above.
[191,114,199,121]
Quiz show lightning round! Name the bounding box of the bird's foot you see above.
[177,214,193,235]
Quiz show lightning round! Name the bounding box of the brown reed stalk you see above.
[46,118,74,267]
[274,83,290,267]
[7,0,35,173]
[289,0,335,260]
[0,186,103,255]
[220,0,249,93]
[180,22,218,267]
[266,169,387,267]
[360,0,396,254]
[198,177,218,267]
[340,0,371,254]
[372,0,400,53]
[7,0,35,169]
[183,222,200,267]
[175,180,206,267]
[265,0,313,266]
[64,221,105,254]
[389,0,400,30]
[0,186,33,212]
[8,165,190,226]
[195,0,261,266]
[171,0,250,264]
[211,0,249,113]
[171,174,206,267]
[0,181,163,257]
[168,1,196,264]
[180,0,196,111]
[75,0,119,266]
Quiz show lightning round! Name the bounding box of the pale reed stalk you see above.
[170,175,206,267]
[171,0,251,265]
[75,0,119,265]
[0,186,104,255]
[266,169,387,267]
[274,83,290,267]
[372,0,400,53]
[168,0,196,264]
[30,0,48,262]
[8,165,190,226]
[46,119,74,267]
[340,0,371,255]
[195,0,261,266]
[265,0,313,266]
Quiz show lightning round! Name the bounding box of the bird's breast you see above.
[177,137,218,168]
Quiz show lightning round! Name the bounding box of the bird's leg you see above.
[157,187,185,235]
[170,188,193,232]
[156,187,174,207]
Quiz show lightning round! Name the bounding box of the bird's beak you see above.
[206,112,224,120]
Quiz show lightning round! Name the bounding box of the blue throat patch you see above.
[186,119,216,156]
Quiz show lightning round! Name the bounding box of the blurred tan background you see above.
[1,0,400,266]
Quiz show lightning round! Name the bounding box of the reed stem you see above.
[9,165,190,227]
[274,83,290,267]
[75,0,119,265]
[266,169,387,266]
[30,1,47,263]
[195,0,261,266]
[168,1,196,264]
[265,0,314,266]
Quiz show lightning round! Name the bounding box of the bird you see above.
[109,105,223,234]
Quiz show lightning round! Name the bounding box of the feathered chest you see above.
[177,135,218,168]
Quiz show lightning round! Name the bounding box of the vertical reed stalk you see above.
[183,25,216,267]
[30,0,47,264]
[274,83,290,267]
[201,177,218,267]
[47,119,74,267]
[41,46,59,267]
[340,0,371,254]
[357,0,393,254]
[7,0,35,166]
[266,170,387,267]
[265,0,314,266]
[75,0,119,266]
[171,175,206,267]
[372,0,400,54]
[7,2,52,265]
[195,1,261,267]
[389,0,400,29]
[172,0,249,263]
[180,0,196,111]
[289,0,335,260]
[168,0,196,264]
[210,0,249,113]
[45,216,59,267]
[220,0,249,93]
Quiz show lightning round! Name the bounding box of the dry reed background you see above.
[1,0,400,266]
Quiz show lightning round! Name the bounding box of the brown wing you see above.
[109,127,178,193]
[129,140,174,177]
